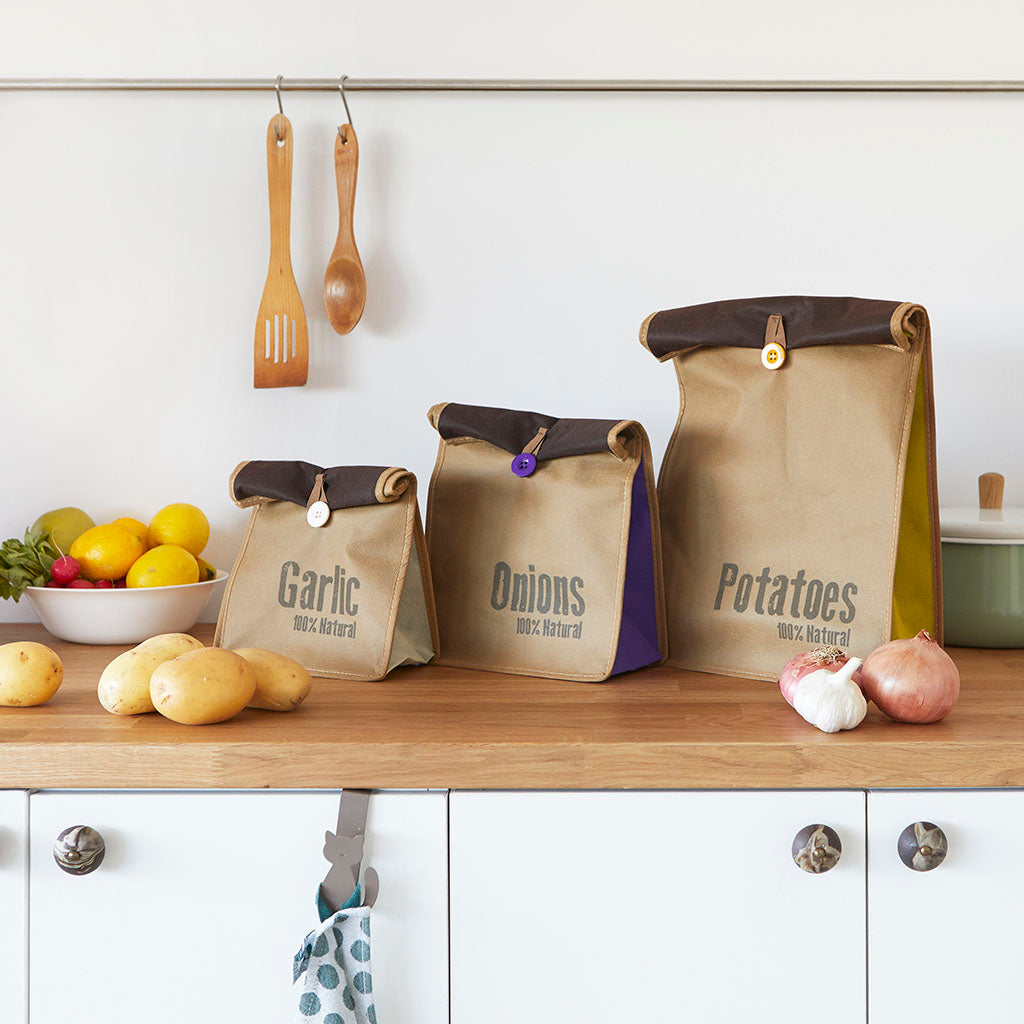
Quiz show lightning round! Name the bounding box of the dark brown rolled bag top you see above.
[426,402,668,681]
[641,295,942,680]
[215,460,438,680]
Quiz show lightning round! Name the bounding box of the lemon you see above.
[70,524,147,582]
[148,504,210,557]
[126,545,200,588]
[113,517,150,549]
[196,557,217,582]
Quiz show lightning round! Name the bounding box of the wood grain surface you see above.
[0,624,1022,789]
[254,112,308,388]
[323,123,366,335]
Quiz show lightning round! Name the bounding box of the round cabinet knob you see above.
[53,825,105,876]
[792,823,842,873]
[898,821,947,871]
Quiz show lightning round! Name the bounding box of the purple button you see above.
[511,452,537,477]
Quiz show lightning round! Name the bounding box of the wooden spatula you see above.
[254,113,308,388]
[323,124,366,335]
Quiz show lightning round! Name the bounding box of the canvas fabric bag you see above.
[425,402,667,681]
[640,295,941,680]
[215,461,438,680]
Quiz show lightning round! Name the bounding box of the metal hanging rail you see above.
[3,77,1024,93]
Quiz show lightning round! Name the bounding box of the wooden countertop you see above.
[0,623,1022,790]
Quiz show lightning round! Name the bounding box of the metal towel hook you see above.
[322,789,379,911]
[337,75,353,144]
[274,74,285,142]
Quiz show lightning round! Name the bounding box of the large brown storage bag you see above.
[641,296,941,680]
[215,461,438,680]
[426,402,667,681]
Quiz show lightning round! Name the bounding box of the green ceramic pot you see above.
[941,474,1024,648]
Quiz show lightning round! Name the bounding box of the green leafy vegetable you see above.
[0,529,61,601]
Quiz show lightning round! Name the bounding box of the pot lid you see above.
[940,473,1024,544]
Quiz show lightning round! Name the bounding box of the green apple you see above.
[31,507,95,553]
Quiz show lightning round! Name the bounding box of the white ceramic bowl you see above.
[23,572,228,645]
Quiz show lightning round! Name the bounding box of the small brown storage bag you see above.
[425,402,667,681]
[215,461,438,680]
[641,296,942,680]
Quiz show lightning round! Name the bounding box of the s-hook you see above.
[274,74,285,141]
[338,75,354,144]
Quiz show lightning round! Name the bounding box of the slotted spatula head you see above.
[255,113,308,388]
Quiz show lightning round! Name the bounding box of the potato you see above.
[150,648,256,725]
[233,648,312,711]
[98,633,206,716]
[0,641,63,707]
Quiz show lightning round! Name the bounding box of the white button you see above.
[761,342,786,370]
[307,501,331,528]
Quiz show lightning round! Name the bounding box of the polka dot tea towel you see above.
[294,904,376,1024]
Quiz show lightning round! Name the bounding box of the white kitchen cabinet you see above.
[869,789,1024,1021]
[450,790,866,1024]
[0,791,27,1024]
[29,790,448,1024]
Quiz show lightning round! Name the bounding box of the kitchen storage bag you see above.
[215,461,438,679]
[425,402,667,681]
[640,295,941,680]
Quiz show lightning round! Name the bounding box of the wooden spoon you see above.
[323,124,366,335]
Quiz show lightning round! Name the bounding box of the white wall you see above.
[2,0,1022,622]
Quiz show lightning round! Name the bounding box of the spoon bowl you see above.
[324,255,366,335]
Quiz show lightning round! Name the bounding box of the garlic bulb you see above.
[792,656,866,733]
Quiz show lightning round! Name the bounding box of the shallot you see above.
[778,645,862,706]
[860,630,959,723]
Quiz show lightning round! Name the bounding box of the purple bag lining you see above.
[610,465,662,676]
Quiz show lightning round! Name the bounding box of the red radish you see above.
[50,555,80,585]
[45,580,63,588]
[861,631,960,723]
[66,579,95,589]
[94,579,114,589]
[779,645,862,706]
[114,579,126,588]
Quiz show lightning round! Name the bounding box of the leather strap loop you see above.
[306,472,328,509]
[765,313,787,349]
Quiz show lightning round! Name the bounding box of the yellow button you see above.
[761,342,786,370]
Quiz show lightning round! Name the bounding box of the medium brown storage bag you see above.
[425,402,667,681]
[215,461,438,680]
[641,296,941,680]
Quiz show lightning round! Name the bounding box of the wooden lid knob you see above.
[979,472,1005,510]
